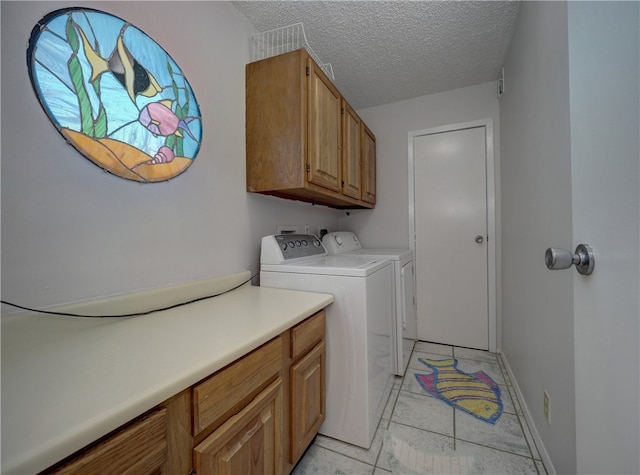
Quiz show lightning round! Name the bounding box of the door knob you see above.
[475,235,484,244]
[545,244,594,275]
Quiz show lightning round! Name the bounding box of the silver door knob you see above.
[475,235,484,244]
[545,244,594,275]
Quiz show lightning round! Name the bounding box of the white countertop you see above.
[1,273,333,474]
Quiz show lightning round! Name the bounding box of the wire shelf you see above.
[250,23,334,81]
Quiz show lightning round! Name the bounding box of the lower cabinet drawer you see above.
[49,409,167,475]
[194,378,284,475]
[290,310,325,360]
[193,336,282,436]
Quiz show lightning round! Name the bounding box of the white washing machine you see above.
[260,234,394,449]
[323,231,417,376]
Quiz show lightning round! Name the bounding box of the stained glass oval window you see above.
[27,8,202,182]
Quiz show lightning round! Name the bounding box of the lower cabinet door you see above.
[194,378,284,475]
[290,342,326,464]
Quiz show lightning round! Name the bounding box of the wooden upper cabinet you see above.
[341,101,361,200]
[307,61,341,193]
[361,123,377,205]
[246,48,375,209]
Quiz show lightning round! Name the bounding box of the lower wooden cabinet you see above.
[288,311,326,466]
[194,378,284,475]
[290,341,326,463]
[192,337,283,437]
[43,310,326,475]
[48,409,168,475]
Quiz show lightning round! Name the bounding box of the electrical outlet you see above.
[304,225,318,236]
[543,390,551,424]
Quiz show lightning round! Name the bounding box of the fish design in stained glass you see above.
[27,7,202,182]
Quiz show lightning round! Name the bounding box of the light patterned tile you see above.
[454,346,499,364]
[454,358,506,386]
[382,388,400,420]
[402,366,433,395]
[391,390,454,436]
[414,341,453,357]
[380,418,390,430]
[455,410,530,457]
[315,420,385,466]
[292,445,374,475]
[373,468,391,475]
[499,384,516,415]
[455,439,538,474]
[377,421,455,472]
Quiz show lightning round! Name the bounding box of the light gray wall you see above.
[1,1,340,310]
[343,82,500,249]
[345,82,502,348]
[569,3,640,473]
[500,2,576,474]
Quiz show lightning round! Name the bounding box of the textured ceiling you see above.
[233,1,521,109]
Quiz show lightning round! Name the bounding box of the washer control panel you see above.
[261,234,326,264]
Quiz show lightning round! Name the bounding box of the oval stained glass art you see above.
[27,8,202,182]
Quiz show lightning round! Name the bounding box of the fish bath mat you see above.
[415,358,503,424]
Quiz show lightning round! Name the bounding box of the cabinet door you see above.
[194,379,284,475]
[307,60,341,192]
[342,101,361,200]
[361,124,376,204]
[290,342,326,464]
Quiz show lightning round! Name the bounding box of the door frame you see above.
[408,119,497,353]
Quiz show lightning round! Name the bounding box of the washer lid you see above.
[322,232,412,260]
[335,248,413,261]
[261,255,390,277]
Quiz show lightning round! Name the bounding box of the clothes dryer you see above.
[323,231,416,375]
[260,234,394,449]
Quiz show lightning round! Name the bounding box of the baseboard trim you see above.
[499,351,557,475]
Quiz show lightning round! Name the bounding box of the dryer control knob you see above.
[335,236,343,245]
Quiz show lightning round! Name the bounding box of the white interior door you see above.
[568,3,639,472]
[412,126,489,349]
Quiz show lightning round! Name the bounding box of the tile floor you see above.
[293,341,547,475]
